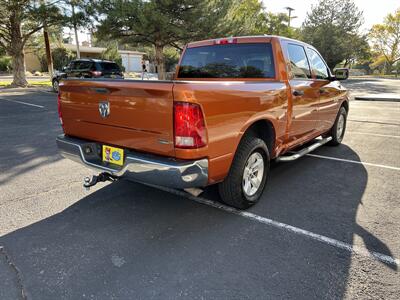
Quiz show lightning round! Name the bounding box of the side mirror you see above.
[334,68,349,81]
[62,66,67,72]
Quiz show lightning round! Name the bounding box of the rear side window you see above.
[99,62,121,71]
[306,48,330,80]
[76,61,93,70]
[287,44,311,79]
[178,43,275,79]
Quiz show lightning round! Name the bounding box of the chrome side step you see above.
[276,137,332,162]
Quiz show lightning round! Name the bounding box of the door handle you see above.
[293,90,304,96]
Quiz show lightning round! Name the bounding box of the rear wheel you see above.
[218,135,270,209]
[326,106,347,146]
[52,79,59,93]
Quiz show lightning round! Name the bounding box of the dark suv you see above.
[52,59,123,92]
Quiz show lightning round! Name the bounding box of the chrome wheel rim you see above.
[337,114,345,139]
[53,81,59,92]
[242,152,264,197]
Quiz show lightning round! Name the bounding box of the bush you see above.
[0,56,12,72]
[39,47,75,72]
[53,47,75,71]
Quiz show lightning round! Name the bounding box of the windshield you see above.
[178,43,275,79]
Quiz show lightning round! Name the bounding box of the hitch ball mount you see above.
[83,172,117,190]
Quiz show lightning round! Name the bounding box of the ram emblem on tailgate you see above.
[99,101,110,118]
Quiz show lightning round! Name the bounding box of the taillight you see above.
[57,92,64,131]
[91,70,102,77]
[174,102,207,149]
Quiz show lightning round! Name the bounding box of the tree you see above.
[265,12,298,38]
[37,47,75,72]
[221,0,268,36]
[0,1,62,86]
[342,33,371,68]
[101,43,123,70]
[93,0,231,80]
[301,0,363,69]
[63,0,93,58]
[29,23,64,72]
[369,9,400,74]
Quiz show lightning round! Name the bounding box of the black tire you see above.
[326,106,347,146]
[52,79,59,93]
[218,134,270,209]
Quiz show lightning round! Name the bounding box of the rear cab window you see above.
[178,43,275,79]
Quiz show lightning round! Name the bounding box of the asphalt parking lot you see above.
[0,85,399,299]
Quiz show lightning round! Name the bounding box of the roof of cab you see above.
[186,35,313,49]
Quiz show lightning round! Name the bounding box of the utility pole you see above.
[40,0,54,77]
[284,7,296,27]
[71,2,80,58]
[43,28,54,77]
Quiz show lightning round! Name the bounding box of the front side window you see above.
[287,44,311,79]
[77,61,92,70]
[178,43,275,79]
[69,61,78,70]
[306,48,330,80]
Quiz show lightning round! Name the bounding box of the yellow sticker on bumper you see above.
[102,145,124,166]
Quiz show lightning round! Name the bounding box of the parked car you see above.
[52,59,123,92]
[56,35,349,209]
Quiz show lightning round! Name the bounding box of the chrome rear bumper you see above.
[56,134,208,189]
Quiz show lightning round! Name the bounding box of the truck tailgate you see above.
[59,79,175,156]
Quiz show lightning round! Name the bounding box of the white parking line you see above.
[349,132,400,139]
[306,154,400,171]
[348,119,400,126]
[153,185,399,267]
[0,98,44,108]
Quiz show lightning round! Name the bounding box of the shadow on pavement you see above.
[343,78,399,95]
[0,144,397,299]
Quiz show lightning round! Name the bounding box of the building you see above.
[25,43,145,72]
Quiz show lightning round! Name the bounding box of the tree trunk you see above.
[385,61,392,75]
[72,4,81,59]
[11,49,28,87]
[10,12,28,87]
[155,44,165,80]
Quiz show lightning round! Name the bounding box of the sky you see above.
[262,0,400,33]
[67,0,400,44]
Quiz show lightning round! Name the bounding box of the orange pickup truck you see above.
[57,35,349,209]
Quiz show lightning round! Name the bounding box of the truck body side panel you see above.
[173,81,288,183]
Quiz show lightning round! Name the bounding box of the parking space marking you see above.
[0,98,44,108]
[348,119,400,126]
[306,154,400,171]
[152,185,399,267]
[349,132,400,139]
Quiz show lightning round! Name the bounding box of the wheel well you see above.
[244,120,275,155]
[342,100,349,113]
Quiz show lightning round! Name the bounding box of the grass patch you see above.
[0,81,52,87]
